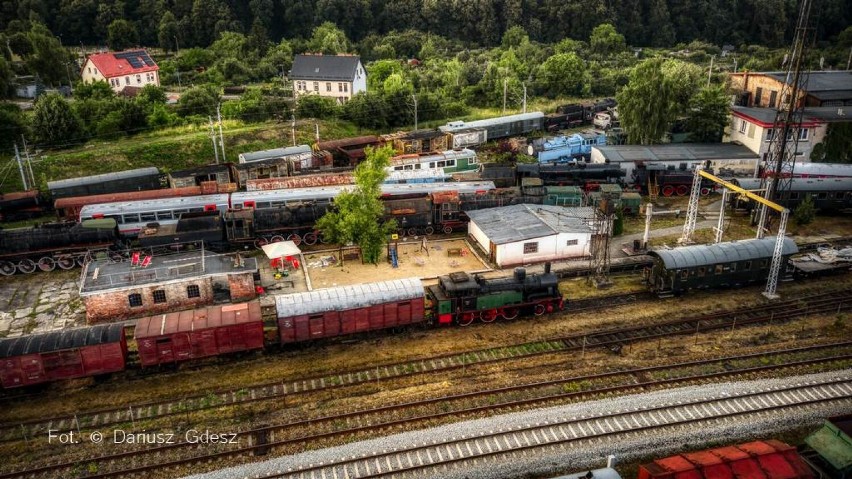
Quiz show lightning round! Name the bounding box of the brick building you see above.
[730,71,852,109]
[79,250,257,324]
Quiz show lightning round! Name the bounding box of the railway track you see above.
[3,342,851,479]
[2,288,848,445]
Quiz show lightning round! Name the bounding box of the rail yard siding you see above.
[82,279,214,324]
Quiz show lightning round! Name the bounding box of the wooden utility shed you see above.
[274,278,425,343]
[134,302,264,367]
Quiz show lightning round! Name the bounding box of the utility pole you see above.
[21,135,35,189]
[847,46,851,71]
[411,93,418,130]
[209,116,219,164]
[174,36,182,91]
[707,55,716,87]
[14,143,29,191]
[522,83,527,113]
[502,78,508,115]
[291,114,296,146]
[216,103,226,162]
[314,122,320,143]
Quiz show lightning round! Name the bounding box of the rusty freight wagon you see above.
[0,323,127,388]
[274,278,425,343]
[134,302,264,367]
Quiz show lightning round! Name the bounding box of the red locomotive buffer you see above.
[135,302,264,367]
[274,278,426,343]
[0,324,127,388]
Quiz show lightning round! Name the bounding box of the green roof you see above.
[805,416,852,473]
[81,218,117,229]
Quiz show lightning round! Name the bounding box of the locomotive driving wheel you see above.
[458,312,476,326]
[442,226,453,234]
[533,303,547,316]
[662,185,675,197]
[37,257,56,272]
[0,261,15,276]
[17,259,37,274]
[424,226,434,235]
[676,185,688,196]
[254,238,269,249]
[499,307,519,320]
[481,309,498,323]
[303,232,318,245]
[271,235,285,243]
[286,234,302,246]
[57,256,76,270]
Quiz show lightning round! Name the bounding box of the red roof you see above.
[135,302,262,339]
[87,50,159,78]
[638,440,815,479]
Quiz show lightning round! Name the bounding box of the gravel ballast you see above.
[181,369,852,479]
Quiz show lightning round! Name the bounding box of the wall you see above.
[352,61,367,95]
[467,221,492,260]
[80,59,106,86]
[294,79,354,103]
[724,115,827,163]
[83,278,213,324]
[496,232,590,267]
[228,273,257,302]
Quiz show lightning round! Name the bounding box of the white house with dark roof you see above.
[465,204,596,267]
[290,54,366,104]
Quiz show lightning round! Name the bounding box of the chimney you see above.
[544,262,551,274]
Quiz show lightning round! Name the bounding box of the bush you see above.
[296,95,340,119]
[793,195,816,226]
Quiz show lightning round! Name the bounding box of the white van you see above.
[593,112,612,130]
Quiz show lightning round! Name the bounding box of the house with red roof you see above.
[81,50,160,94]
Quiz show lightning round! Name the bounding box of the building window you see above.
[326,82,331,92]
[344,83,348,92]
[523,242,539,254]
[799,129,809,141]
[566,239,578,246]
[125,76,130,85]
[766,129,774,142]
[94,69,98,76]
[187,284,200,298]
[754,87,763,106]
[152,289,167,304]
[313,81,319,91]
[738,120,747,133]
[128,293,142,307]
[338,82,343,92]
[88,67,91,73]
[136,74,141,83]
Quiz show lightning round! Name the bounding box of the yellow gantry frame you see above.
[697,170,787,213]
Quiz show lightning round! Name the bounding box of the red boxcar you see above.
[0,323,127,389]
[275,278,425,343]
[638,440,815,479]
[134,302,264,367]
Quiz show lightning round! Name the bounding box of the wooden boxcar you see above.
[0,323,127,388]
[134,302,264,367]
[646,238,799,295]
[274,278,425,343]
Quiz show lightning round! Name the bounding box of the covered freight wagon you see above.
[274,278,425,343]
[134,302,264,366]
[0,323,127,388]
[47,167,163,199]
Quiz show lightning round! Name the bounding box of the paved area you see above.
[0,270,85,338]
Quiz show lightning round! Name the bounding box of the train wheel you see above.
[286,234,302,246]
[407,228,418,237]
[254,238,269,249]
[533,303,547,316]
[303,233,318,245]
[424,226,434,236]
[17,259,37,274]
[700,187,711,196]
[500,307,519,320]
[37,257,56,272]
[0,262,15,276]
[676,185,688,196]
[662,185,675,197]
[271,235,285,243]
[481,309,498,323]
[458,313,476,327]
[57,257,76,270]
[442,226,453,234]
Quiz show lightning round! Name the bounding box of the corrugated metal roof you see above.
[238,145,312,163]
[290,54,361,81]
[439,112,544,132]
[0,323,124,357]
[804,415,852,473]
[275,278,424,317]
[231,182,496,206]
[466,204,595,245]
[48,167,160,190]
[765,71,852,94]
[594,144,756,163]
[649,238,798,270]
[79,194,230,217]
[135,303,262,338]
[732,177,852,192]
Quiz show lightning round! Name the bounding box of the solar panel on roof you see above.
[140,52,155,66]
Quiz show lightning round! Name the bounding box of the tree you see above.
[686,85,730,142]
[342,91,388,129]
[73,80,115,100]
[308,22,350,54]
[30,92,84,147]
[25,23,71,86]
[793,195,816,226]
[589,23,626,56]
[0,103,27,152]
[107,19,138,51]
[616,58,676,145]
[316,145,397,264]
[501,26,529,50]
[296,95,340,118]
[136,84,167,106]
[0,56,14,98]
[537,52,586,97]
[158,11,179,52]
[177,85,220,117]
[811,123,852,164]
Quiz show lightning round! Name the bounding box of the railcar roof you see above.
[238,145,312,162]
[135,302,262,338]
[79,194,230,216]
[732,177,852,191]
[649,238,798,270]
[231,182,496,204]
[594,144,757,163]
[47,167,160,190]
[439,112,544,131]
[274,278,424,317]
[0,323,124,357]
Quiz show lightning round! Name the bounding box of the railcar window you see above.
[715,264,723,274]
[156,211,173,220]
[744,261,752,270]
[680,270,688,279]
[123,214,140,223]
[760,259,769,268]
[429,162,436,168]
[128,294,142,307]
[730,263,737,272]
[153,290,167,304]
[790,192,799,199]
[186,285,200,298]
[446,159,456,167]
[523,242,539,254]
[566,239,578,246]
[140,212,156,222]
[836,192,844,199]
[697,267,706,277]
[818,192,827,199]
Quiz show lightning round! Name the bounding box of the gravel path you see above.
[181,369,852,479]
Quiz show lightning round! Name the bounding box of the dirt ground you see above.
[303,238,490,288]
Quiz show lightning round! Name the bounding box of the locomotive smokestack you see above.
[544,262,551,274]
[514,267,526,281]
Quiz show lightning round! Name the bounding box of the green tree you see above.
[342,91,388,129]
[616,57,676,145]
[686,85,730,142]
[589,23,626,56]
[177,85,220,117]
[158,11,179,52]
[660,59,703,115]
[501,26,529,50]
[316,145,397,264]
[136,84,167,106]
[793,194,816,226]
[537,52,586,97]
[25,23,71,86]
[74,80,115,100]
[0,56,14,97]
[107,19,139,51]
[308,22,350,54]
[30,92,84,147]
[296,95,340,118]
[0,103,27,152]
[810,123,852,163]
